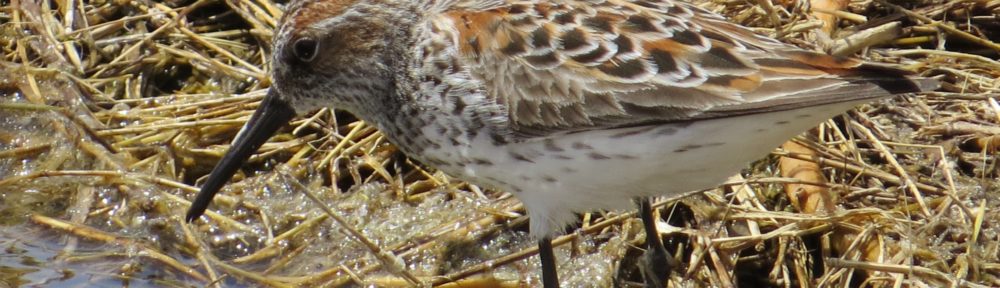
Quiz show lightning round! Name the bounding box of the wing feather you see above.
[438,0,933,138]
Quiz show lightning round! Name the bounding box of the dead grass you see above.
[1,0,999,287]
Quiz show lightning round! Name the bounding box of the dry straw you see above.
[1,0,999,286]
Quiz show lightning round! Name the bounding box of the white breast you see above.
[417,100,868,237]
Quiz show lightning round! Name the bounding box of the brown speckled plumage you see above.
[186,0,938,286]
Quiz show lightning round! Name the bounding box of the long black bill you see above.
[185,89,296,222]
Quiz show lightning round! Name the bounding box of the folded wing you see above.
[438,0,935,138]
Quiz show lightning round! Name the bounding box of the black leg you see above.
[638,198,670,287]
[538,237,560,288]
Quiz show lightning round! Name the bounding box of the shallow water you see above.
[0,85,630,286]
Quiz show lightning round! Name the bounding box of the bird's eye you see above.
[292,37,319,62]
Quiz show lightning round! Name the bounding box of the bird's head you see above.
[270,0,420,114]
[185,0,421,221]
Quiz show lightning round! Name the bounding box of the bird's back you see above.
[425,0,936,138]
[399,0,938,236]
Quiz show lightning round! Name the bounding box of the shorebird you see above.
[185,0,937,286]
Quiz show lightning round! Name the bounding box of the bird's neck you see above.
[350,12,512,160]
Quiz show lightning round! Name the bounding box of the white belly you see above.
[421,101,865,237]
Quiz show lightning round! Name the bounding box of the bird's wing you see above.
[438,0,934,137]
